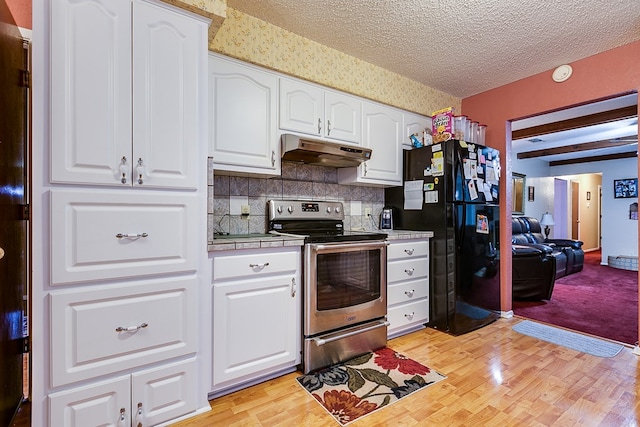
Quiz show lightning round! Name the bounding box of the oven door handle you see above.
[310,241,389,252]
[312,320,390,346]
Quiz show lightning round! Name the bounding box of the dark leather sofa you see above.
[514,216,584,276]
[511,244,557,300]
[511,216,585,301]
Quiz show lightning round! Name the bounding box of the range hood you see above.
[281,134,372,168]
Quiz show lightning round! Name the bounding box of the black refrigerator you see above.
[385,139,501,335]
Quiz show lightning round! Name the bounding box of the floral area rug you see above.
[296,347,446,426]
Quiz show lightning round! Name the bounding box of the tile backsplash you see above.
[208,158,385,241]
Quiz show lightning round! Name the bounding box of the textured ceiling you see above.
[226,0,640,98]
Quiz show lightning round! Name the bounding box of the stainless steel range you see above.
[268,200,388,373]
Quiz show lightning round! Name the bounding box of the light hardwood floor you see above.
[173,316,639,426]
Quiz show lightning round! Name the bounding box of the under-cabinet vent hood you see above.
[281,134,372,168]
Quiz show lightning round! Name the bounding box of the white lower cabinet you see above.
[387,238,430,338]
[49,358,197,426]
[210,247,301,395]
[50,278,197,387]
[50,189,198,285]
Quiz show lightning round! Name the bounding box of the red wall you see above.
[6,0,30,29]
[461,41,640,334]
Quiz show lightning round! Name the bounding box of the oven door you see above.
[304,240,387,336]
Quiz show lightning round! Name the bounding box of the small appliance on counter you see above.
[380,207,393,230]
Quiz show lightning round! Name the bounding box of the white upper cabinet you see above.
[338,100,403,186]
[51,0,206,189]
[209,54,280,175]
[279,78,361,145]
[403,111,432,149]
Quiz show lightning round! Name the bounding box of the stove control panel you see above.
[269,200,344,221]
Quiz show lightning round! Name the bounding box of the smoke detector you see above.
[552,65,573,82]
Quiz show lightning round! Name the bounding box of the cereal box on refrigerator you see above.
[432,107,454,143]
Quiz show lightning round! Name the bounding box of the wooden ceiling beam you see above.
[517,138,638,159]
[549,151,637,167]
[512,105,638,141]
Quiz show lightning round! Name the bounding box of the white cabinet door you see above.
[131,358,198,426]
[50,278,197,387]
[51,0,204,189]
[132,0,203,189]
[49,375,131,427]
[279,78,324,136]
[209,54,280,174]
[51,0,132,186]
[404,111,432,149]
[337,101,402,186]
[324,90,361,144]
[213,274,299,386]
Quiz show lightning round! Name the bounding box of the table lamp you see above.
[540,212,555,240]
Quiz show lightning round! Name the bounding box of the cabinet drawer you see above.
[50,277,197,387]
[212,248,300,281]
[387,299,429,331]
[51,189,197,285]
[387,278,429,306]
[387,240,429,260]
[388,258,429,283]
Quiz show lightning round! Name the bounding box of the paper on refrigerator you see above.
[403,180,424,210]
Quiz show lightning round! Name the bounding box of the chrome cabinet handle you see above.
[405,289,415,298]
[291,277,296,297]
[327,119,331,135]
[135,402,144,427]
[271,150,276,167]
[136,158,145,185]
[318,118,322,134]
[115,322,148,333]
[249,262,270,269]
[404,268,415,275]
[118,408,127,427]
[119,156,128,184]
[404,248,415,255]
[363,163,368,176]
[404,312,415,320]
[116,233,148,239]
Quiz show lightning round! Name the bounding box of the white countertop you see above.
[208,230,433,251]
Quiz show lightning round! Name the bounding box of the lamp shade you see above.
[540,213,555,226]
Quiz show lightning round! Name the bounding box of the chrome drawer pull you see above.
[405,289,415,298]
[116,233,148,239]
[115,322,148,333]
[404,268,415,275]
[249,262,270,269]
[404,248,414,255]
[404,312,415,320]
[291,277,296,297]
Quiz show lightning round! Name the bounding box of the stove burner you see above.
[268,200,387,243]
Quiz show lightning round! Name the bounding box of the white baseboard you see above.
[633,346,640,356]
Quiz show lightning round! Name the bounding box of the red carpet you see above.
[513,250,639,345]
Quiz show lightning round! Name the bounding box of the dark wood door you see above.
[0,0,27,424]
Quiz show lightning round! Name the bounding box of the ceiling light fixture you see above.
[552,64,573,82]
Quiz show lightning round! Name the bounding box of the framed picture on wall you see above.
[614,178,638,199]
